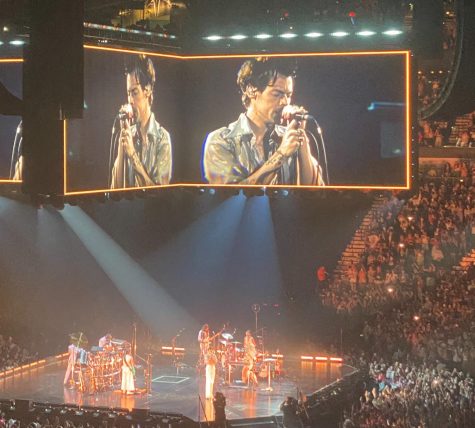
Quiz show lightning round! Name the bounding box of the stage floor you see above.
[0,357,355,422]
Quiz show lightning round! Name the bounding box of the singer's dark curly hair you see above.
[237,57,298,108]
[124,54,156,105]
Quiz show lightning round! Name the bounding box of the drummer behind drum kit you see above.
[70,334,131,394]
[216,330,281,388]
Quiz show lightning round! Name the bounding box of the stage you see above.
[0,356,356,422]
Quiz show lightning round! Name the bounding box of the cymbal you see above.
[264,358,277,362]
[221,333,233,340]
[219,340,228,345]
[69,332,88,345]
[231,341,241,345]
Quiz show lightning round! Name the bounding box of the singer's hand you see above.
[281,105,308,123]
[279,119,308,157]
[119,104,134,121]
[120,122,136,160]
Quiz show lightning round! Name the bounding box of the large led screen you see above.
[65,47,411,194]
[0,60,22,183]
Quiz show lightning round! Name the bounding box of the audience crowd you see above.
[322,161,475,426]
[343,354,475,427]
[0,334,33,371]
[417,116,475,148]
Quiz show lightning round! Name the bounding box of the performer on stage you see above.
[121,345,135,395]
[242,356,258,387]
[242,330,258,387]
[244,330,257,361]
[198,324,210,365]
[98,333,112,348]
[205,349,218,399]
[63,342,77,387]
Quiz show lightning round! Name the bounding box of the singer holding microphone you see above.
[202,57,324,186]
[109,54,172,189]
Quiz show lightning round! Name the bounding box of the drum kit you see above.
[215,330,280,388]
[70,333,130,394]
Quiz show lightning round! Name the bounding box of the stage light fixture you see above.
[204,35,222,41]
[254,33,272,39]
[383,29,403,36]
[109,191,122,202]
[266,188,289,198]
[9,40,25,45]
[50,195,65,210]
[357,30,376,36]
[220,188,240,197]
[265,188,278,197]
[243,187,265,197]
[305,32,323,38]
[0,41,3,45]
[230,34,247,40]
[330,31,349,37]
[279,32,297,39]
[208,188,216,195]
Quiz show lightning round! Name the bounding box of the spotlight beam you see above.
[60,207,197,337]
[142,195,246,319]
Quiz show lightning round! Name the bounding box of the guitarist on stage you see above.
[197,324,224,366]
[198,324,210,365]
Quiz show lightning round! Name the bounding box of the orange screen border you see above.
[31,47,411,195]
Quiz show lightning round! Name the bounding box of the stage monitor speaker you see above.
[228,417,280,427]
[14,399,32,413]
[26,0,84,119]
[131,408,150,418]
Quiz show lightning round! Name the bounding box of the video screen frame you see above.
[3,47,413,195]
[0,58,23,185]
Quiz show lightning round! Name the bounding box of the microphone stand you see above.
[134,353,153,394]
[306,117,330,185]
[9,121,22,179]
[169,328,185,373]
[132,321,137,361]
[108,116,120,188]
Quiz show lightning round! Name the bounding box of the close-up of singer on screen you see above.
[109,54,172,189]
[202,57,326,186]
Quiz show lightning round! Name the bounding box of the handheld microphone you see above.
[282,105,322,134]
[118,104,134,121]
[282,105,314,122]
[293,112,314,121]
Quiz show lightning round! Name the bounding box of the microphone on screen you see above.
[118,104,134,121]
[282,105,315,122]
[282,105,321,134]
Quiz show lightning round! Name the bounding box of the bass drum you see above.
[257,361,268,379]
[234,347,245,362]
[78,348,89,365]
